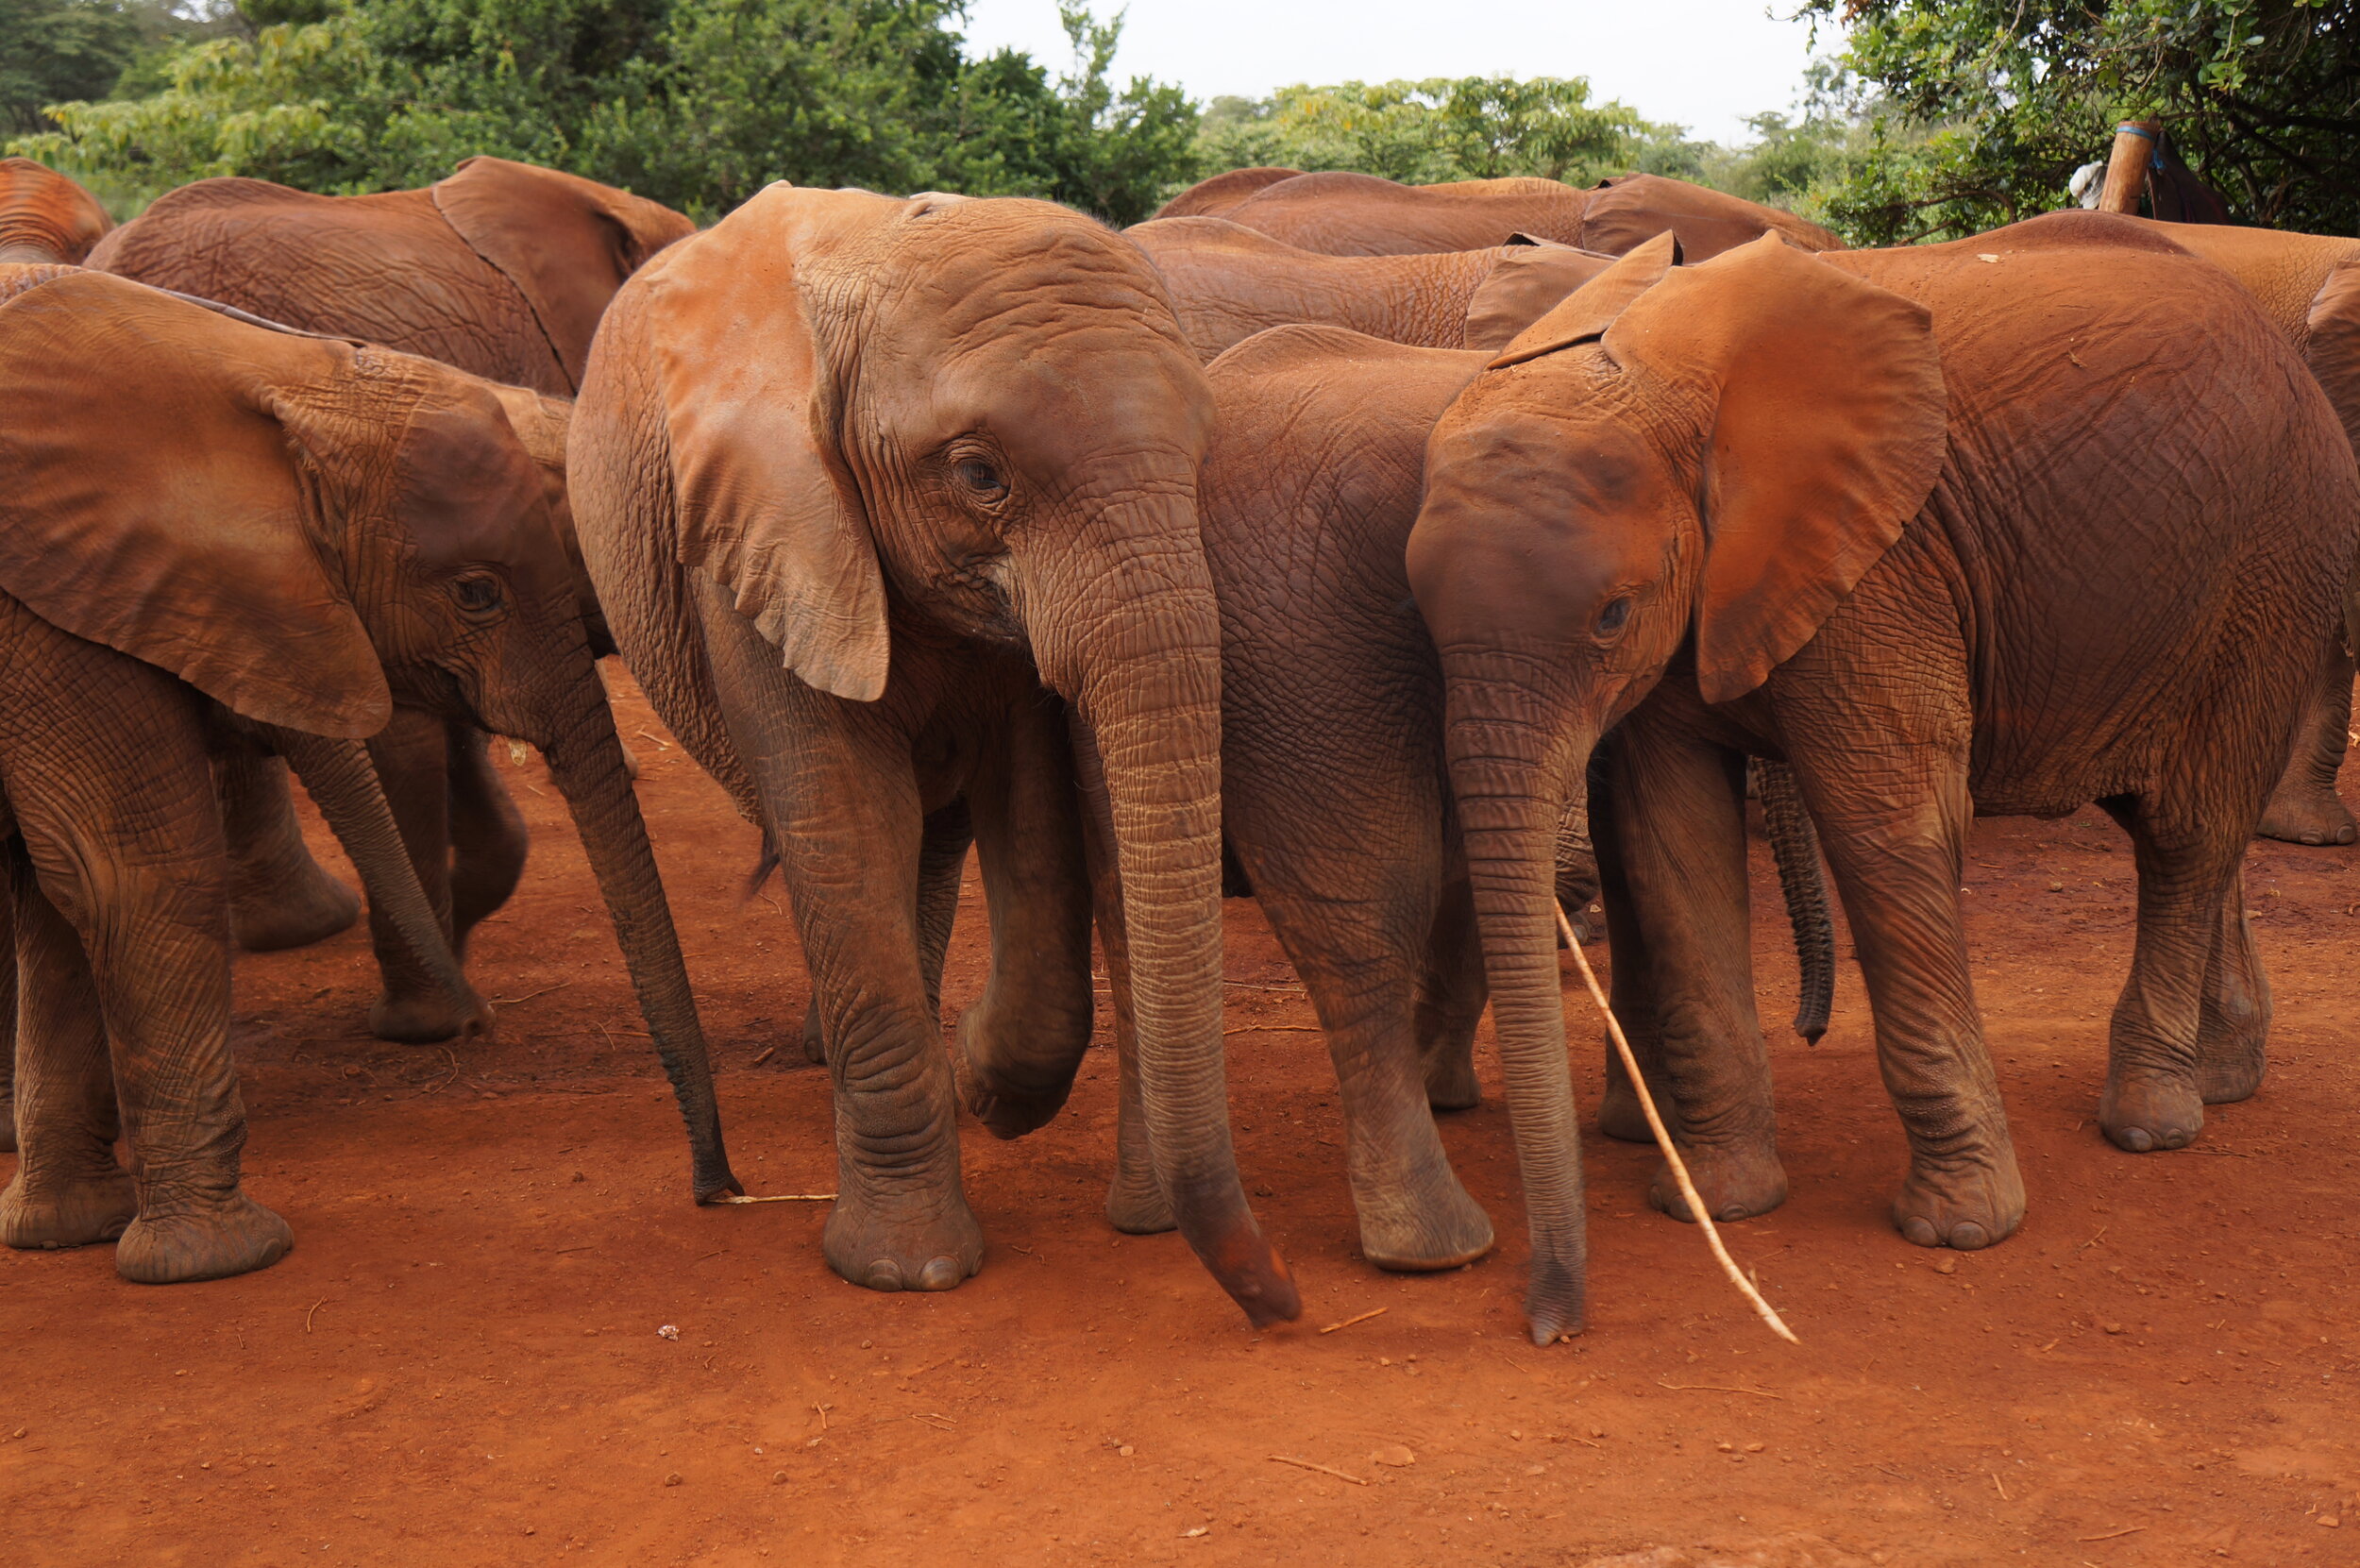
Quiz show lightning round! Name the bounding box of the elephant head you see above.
[0,158,110,264]
[1405,234,1948,1342]
[572,183,1295,1326]
[0,266,737,1202]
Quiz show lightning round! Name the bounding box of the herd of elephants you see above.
[0,153,2355,1348]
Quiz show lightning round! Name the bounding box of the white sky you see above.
[958,1,1830,145]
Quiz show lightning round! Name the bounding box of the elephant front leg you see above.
[2255,638,2354,846]
[0,845,133,1249]
[954,706,1096,1139]
[445,722,531,950]
[1795,745,2022,1250]
[1596,717,1787,1223]
[798,800,969,1068]
[362,709,472,1043]
[216,743,361,953]
[2194,868,2269,1105]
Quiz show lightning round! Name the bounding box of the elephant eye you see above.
[952,456,1008,504]
[452,574,505,616]
[1594,593,1635,638]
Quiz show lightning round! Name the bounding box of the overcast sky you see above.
[959,1,1830,145]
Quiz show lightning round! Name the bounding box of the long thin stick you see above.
[1557,905,1799,1345]
[712,1192,836,1204]
[1268,1456,1368,1486]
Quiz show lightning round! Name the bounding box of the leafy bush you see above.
[8,0,1199,223]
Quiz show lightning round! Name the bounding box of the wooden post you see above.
[2098,119,2162,214]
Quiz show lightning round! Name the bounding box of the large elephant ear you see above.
[433,158,697,392]
[633,182,899,701]
[1602,235,1947,703]
[1461,241,1622,353]
[0,271,391,736]
[1488,231,1680,367]
[2306,259,2360,454]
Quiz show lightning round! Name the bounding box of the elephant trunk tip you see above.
[1525,1260,1587,1347]
[693,1169,747,1206]
[1194,1214,1301,1328]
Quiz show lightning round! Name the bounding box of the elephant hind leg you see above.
[2195,868,2268,1105]
[0,838,132,1249]
[1413,871,1486,1112]
[2254,639,2354,846]
[445,722,530,952]
[362,709,467,1044]
[217,745,361,953]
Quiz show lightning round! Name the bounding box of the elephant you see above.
[1174,323,1830,1278]
[1153,166,1305,219]
[91,156,696,1039]
[1218,170,1842,260]
[1402,216,2360,1343]
[1126,217,1616,362]
[0,158,110,263]
[0,265,738,1276]
[570,182,1296,1327]
[2102,220,2360,848]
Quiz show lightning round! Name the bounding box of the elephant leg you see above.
[2095,793,2253,1153]
[362,707,466,1044]
[0,839,133,1248]
[1072,719,1172,1235]
[1591,737,1677,1145]
[1791,735,2021,1251]
[799,801,968,1069]
[8,690,289,1281]
[1413,870,1486,1112]
[0,865,14,1155]
[445,722,530,951]
[693,584,980,1292]
[2194,867,2269,1106]
[1595,714,1786,1222]
[2254,638,2354,846]
[217,744,361,953]
[954,700,1097,1138]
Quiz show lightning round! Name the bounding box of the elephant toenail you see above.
[2117,1126,2155,1153]
[1949,1222,1990,1250]
[917,1256,961,1291]
[2164,1128,2192,1150]
[863,1260,904,1291]
[1901,1216,1938,1247]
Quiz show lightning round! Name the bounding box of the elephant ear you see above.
[1461,242,1620,353]
[2305,258,2360,455]
[1488,231,1680,367]
[0,271,390,735]
[433,157,696,392]
[635,182,896,702]
[1602,234,1947,704]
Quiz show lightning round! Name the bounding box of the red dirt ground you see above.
[4,673,2356,1567]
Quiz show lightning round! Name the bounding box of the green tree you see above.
[1804,0,2360,240]
[8,0,1199,223]
[3,0,144,134]
[1195,75,1669,190]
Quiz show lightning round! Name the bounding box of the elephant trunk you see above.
[1029,508,1299,1329]
[534,663,741,1203]
[1436,651,1590,1344]
[271,729,491,1037]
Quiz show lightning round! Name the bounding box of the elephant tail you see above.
[1757,759,1835,1043]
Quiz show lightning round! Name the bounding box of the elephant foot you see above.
[117,1188,293,1283]
[231,868,362,953]
[2099,1071,2204,1153]
[1356,1167,1492,1273]
[1648,1138,1787,1224]
[953,1016,1074,1141]
[1595,1075,1655,1144]
[1105,1166,1176,1235]
[1892,1154,2024,1250]
[368,982,492,1045]
[1422,1046,1481,1112]
[0,1165,137,1249]
[2254,786,2356,847]
[2197,1037,2266,1105]
[822,1180,984,1293]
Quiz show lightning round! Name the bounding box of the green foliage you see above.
[1195,75,1675,190]
[7,0,1199,223]
[1804,0,2360,240]
[3,0,159,134]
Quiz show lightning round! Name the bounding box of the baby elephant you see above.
[0,266,735,1280]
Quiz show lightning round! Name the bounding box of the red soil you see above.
[3,674,2354,1566]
